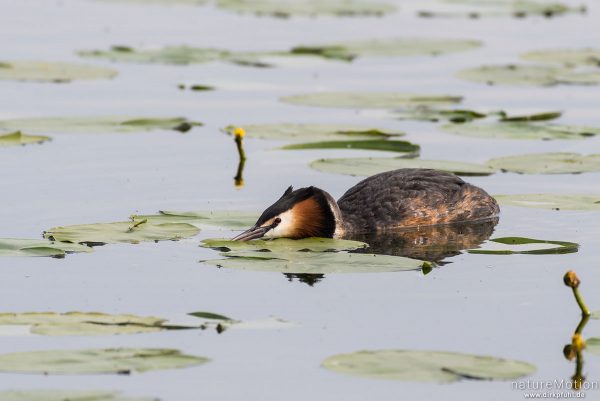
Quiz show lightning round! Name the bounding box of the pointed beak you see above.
[231,225,270,241]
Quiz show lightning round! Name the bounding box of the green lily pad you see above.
[322,349,536,382]
[188,311,234,321]
[99,0,208,4]
[133,210,259,230]
[441,122,600,140]
[499,111,562,122]
[0,116,202,134]
[0,390,156,401]
[0,131,51,147]
[486,153,600,174]
[0,312,166,336]
[521,49,600,67]
[0,239,93,257]
[280,139,420,154]
[201,237,367,252]
[290,38,482,60]
[0,61,117,82]
[205,251,429,274]
[280,92,463,109]
[216,0,396,17]
[78,45,228,65]
[468,237,578,255]
[310,157,494,176]
[178,83,215,91]
[223,124,404,141]
[493,194,600,211]
[44,220,200,245]
[586,338,600,355]
[457,64,600,86]
[419,0,584,19]
[392,108,488,123]
[0,348,208,375]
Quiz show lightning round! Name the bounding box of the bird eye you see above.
[273,217,282,226]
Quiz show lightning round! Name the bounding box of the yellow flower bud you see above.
[233,127,246,139]
[571,333,586,352]
[564,271,581,288]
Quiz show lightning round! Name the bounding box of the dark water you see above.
[1,0,600,400]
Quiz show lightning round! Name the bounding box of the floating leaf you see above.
[468,237,578,255]
[487,153,600,174]
[0,131,51,147]
[281,92,462,109]
[591,311,600,320]
[494,194,600,211]
[201,237,367,253]
[290,38,482,60]
[0,61,117,82]
[419,0,584,19]
[0,348,208,375]
[188,312,233,321]
[0,239,93,257]
[0,116,202,134]
[586,338,600,355]
[392,108,488,123]
[280,139,420,154]
[44,221,200,245]
[178,83,215,91]
[521,48,600,67]
[457,64,600,86]
[441,122,600,140]
[206,251,429,274]
[0,390,156,401]
[0,312,166,336]
[216,0,396,17]
[134,210,259,230]
[499,111,562,122]
[99,0,208,4]
[204,237,428,274]
[311,157,494,176]
[322,349,536,382]
[223,124,404,141]
[78,45,228,65]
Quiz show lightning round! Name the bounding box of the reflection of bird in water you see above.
[347,218,498,263]
[233,169,500,242]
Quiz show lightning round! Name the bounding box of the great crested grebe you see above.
[232,168,500,242]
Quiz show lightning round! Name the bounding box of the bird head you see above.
[232,186,339,241]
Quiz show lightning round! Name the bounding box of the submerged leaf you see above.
[280,139,420,154]
[494,194,600,211]
[0,131,51,147]
[222,124,404,141]
[441,122,600,140]
[0,390,156,401]
[322,349,536,382]
[0,116,202,134]
[0,239,93,257]
[216,0,396,17]
[487,153,600,174]
[0,348,208,374]
[281,92,462,109]
[468,237,578,255]
[134,210,259,230]
[311,157,494,176]
[44,221,200,245]
[0,61,117,82]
